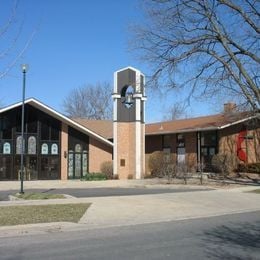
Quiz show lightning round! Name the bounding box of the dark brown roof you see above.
[72,119,113,139]
[72,112,254,139]
[146,112,251,135]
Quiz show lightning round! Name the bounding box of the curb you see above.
[1,207,260,238]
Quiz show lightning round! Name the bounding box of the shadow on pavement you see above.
[203,218,260,259]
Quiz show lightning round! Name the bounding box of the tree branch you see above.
[218,0,260,34]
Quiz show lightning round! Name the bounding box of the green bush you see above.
[237,163,260,173]
[100,161,113,179]
[81,172,107,181]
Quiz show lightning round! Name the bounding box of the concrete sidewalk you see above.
[0,183,259,238]
[0,179,179,191]
[80,186,260,227]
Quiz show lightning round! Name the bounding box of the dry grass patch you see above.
[248,189,260,194]
[0,203,90,226]
[15,192,65,200]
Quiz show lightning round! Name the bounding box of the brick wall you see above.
[116,122,136,179]
[218,124,240,155]
[247,129,260,163]
[145,135,162,153]
[88,137,113,173]
[219,122,260,163]
[145,132,198,174]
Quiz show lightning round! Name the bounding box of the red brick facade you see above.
[1,99,258,181]
[145,132,198,175]
[88,137,113,173]
[218,123,260,164]
[145,122,260,175]
[115,122,145,179]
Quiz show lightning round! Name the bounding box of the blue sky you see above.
[0,0,225,122]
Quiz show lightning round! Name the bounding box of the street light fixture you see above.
[20,64,28,194]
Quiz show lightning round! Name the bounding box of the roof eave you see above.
[218,115,259,129]
[145,126,219,136]
[30,100,114,147]
[0,98,113,147]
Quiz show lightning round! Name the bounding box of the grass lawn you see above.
[248,189,260,194]
[15,192,66,200]
[0,203,90,226]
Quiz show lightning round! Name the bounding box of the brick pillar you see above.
[60,123,68,180]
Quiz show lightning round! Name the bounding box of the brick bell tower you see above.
[112,67,146,179]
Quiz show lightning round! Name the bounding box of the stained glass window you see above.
[68,151,74,178]
[16,136,25,154]
[51,143,58,155]
[28,136,36,154]
[41,143,48,155]
[3,142,11,154]
[75,144,82,153]
[82,151,88,176]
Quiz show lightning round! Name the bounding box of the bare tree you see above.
[132,0,260,111]
[0,0,35,79]
[164,102,188,120]
[63,82,113,119]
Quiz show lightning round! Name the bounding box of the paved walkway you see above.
[0,180,259,237]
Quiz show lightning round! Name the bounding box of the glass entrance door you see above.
[27,156,37,180]
[40,157,59,179]
[0,156,12,180]
[68,150,88,179]
[75,153,82,178]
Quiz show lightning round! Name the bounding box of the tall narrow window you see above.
[16,136,25,154]
[200,131,217,166]
[177,134,185,147]
[163,135,171,148]
[68,150,74,178]
[82,151,88,177]
[75,153,82,178]
[177,134,185,164]
[28,136,36,154]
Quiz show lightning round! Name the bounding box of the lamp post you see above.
[20,64,28,194]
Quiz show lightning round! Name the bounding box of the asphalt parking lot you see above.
[0,187,212,201]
